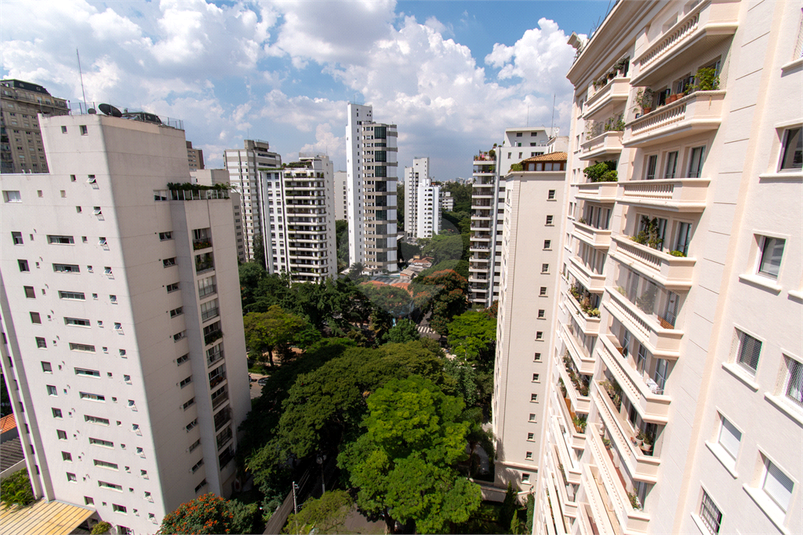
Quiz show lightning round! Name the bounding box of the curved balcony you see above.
[619,178,709,212]
[575,181,619,203]
[610,236,696,291]
[572,221,612,249]
[569,255,606,293]
[567,293,601,336]
[579,131,624,161]
[631,0,739,87]
[584,77,631,118]
[561,323,596,375]
[558,360,591,414]
[604,289,683,359]
[624,91,726,148]
[598,334,671,425]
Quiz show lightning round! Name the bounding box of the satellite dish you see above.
[88,108,97,114]
[98,103,122,117]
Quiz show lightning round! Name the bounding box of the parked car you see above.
[257,378,268,386]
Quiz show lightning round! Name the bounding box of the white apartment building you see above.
[223,140,282,264]
[468,148,504,308]
[415,178,441,239]
[345,104,398,273]
[333,171,348,221]
[492,152,567,492]
[259,154,337,283]
[190,169,246,264]
[0,113,250,535]
[404,157,429,238]
[500,127,553,176]
[531,1,803,534]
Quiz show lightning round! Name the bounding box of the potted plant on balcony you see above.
[693,67,720,91]
[639,430,653,455]
[634,88,654,114]
[628,492,642,510]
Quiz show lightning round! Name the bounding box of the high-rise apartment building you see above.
[259,154,337,283]
[441,190,454,212]
[404,157,429,238]
[186,141,204,171]
[469,127,553,308]
[528,1,803,534]
[190,169,246,263]
[224,140,282,264]
[345,104,398,273]
[333,171,348,221]
[1,79,69,174]
[415,178,441,239]
[492,151,568,491]
[0,113,250,535]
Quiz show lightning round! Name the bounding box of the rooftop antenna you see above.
[549,94,556,137]
[77,49,88,114]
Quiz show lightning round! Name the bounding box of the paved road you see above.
[249,373,268,399]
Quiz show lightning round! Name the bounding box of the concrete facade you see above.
[532,1,803,534]
[333,171,348,221]
[345,104,398,273]
[404,157,429,238]
[0,114,250,535]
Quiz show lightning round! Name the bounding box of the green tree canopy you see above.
[385,318,420,344]
[243,305,320,367]
[447,310,497,366]
[421,233,464,265]
[338,376,481,533]
[414,270,468,336]
[158,493,233,534]
[282,490,353,534]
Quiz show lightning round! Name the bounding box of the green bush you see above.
[1,469,35,508]
[582,160,618,182]
[91,521,112,534]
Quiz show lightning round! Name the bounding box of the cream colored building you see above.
[468,148,503,308]
[0,113,250,535]
[0,79,69,174]
[186,141,204,171]
[334,171,348,221]
[259,154,337,283]
[531,1,803,534]
[190,169,246,262]
[493,151,568,492]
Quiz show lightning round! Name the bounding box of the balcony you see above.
[573,221,612,249]
[213,407,232,432]
[597,334,671,425]
[204,329,223,346]
[610,236,696,291]
[567,293,601,336]
[585,77,631,118]
[558,358,591,414]
[193,238,212,251]
[561,323,596,375]
[579,131,624,161]
[211,388,229,410]
[618,178,709,212]
[624,91,726,148]
[469,244,491,252]
[575,181,619,203]
[209,370,227,390]
[604,289,682,359]
[569,255,606,293]
[586,423,651,534]
[553,391,585,480]
[631,0,739,87]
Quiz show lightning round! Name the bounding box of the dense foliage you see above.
[335,220,348,272]
[282,490,353,534]
[0,468,35,508]
[582,160,618,182]
[158,493,233,534]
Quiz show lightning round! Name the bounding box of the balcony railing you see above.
[579,131,624,161]
[558,360,591,414]
[610,236,696,290]
[569,255,606,293]
[209,370,227,390]
[604,289,682,358]
[573,221,612,249]
[618,178,709,212]
[204,329,223,346]
[585,77,630,117]
[567,293,601,336]
[170,189,229,201]
[624,91,726,148]
[193,238,213,251]
[211,387,229,410]
[214,407,232,432]
[216,427,233,450]
[561,323,596,375]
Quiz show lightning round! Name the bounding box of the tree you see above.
[447,310,497,366]
[239,261,265,310]
[415,270,468,336]
[228,499,262,534]
[252,233,266,269]
[90,522,112,535]
[336,220,349,272]
[385,319,420,344]
[421,233,464,264]
[158,493,233,534]
[397,183,405,231]
[0,468,34,508]
[243,306,319,367]
[347,262,364,281]
[338,376,481,533]
[282,490,353,534]
[360,282,414,318]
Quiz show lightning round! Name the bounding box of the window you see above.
[98,481,123,491]
[53,263,79,273]
[177,354,190,366]
[547,189,555,200]
[183,398,196,410]
[95,459,119,470]
[535,332,543,340]
[645,155,658,180]
[41,361,52,372]
[47,385,57,396]
[541,263,549,273]
[179,376,192,388]
[80,125,88,135]
[79,392,105,402]
[47,235,74,245]
[52,408,62,418]
[198,276,216,298]
[163,257,177,268]
[191,458,204,473]
[57,430,67,440]
[18,259,30,272]
[12,231,23,245]
[58,290,85,300]
[170,307,183,318]
[167,282,180,293]
[538,310,545,319]
[85,415,110,425]
[760,459,794,514]
[159,231,173,241]
[675,222,692,256]
[67,472,77,482]
[534,353,541,361]
[186,418,198,432]
[525,452,533,459]
[543,240,551,249]
[84,497,94,506]
[664,151,679,178]
[530,394,538,402]
[779,127,802,170]
[522,473,530,483]
[24,286,35,298]
[717,415,741,460]
[200,299,219,321]
[174,331,186,342]
[688,146,706,178]
[89,437,114,448]
[757,236,784,279]
[65,317,90,327]
[36,337,47,349]
[194,479,208,493]
[699,490,722,534]
[62,451,72,461]
[545,215,553,225]
[528,413,536,422]
[3,191,21,202]
[189,438,201,452]
[539,287,547,296]
[734,329,762,375]
[119,349,127,357]
[783,356,803,406]
[76,368,100,378]
[532,374,540,382]
[69,343,95,352]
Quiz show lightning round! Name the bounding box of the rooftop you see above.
[0,499,95,535]
[0,413,17,434]
[521,151,568,163]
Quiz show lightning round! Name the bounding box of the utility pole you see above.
[292,481,299,535]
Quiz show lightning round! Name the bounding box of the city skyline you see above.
[1,0,611,179]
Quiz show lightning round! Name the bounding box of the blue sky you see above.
[2,0,611,179]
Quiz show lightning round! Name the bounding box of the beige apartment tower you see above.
[528,1,803,534]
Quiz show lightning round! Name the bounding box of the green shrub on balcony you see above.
[693,67,720,91]
[583,160,618,182]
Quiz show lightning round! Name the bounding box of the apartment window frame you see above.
[755,235,785,280]
[716,414,742,461]
[24,286,36,298]
[12,231,23,245]
[758,457,795,516]
[664,150,679,178]
[18,259,30,272]
[778,126,802,171]
[687,145,706,178]
[698,489,723,534]
[733,328,762,376]
[644,154,658,180]
[783,355,803,407]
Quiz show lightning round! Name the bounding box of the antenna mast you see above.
[77,49,88,113]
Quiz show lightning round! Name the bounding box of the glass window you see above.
[699,490,722,534]
[735,329,761,375]
[762,459,794,513]
[717,415,741,460]
[688,146,706,178]
[675,222,692,255]
[784,357,803,406]
[779,127,802,170]
[645,155,658,180]
[757,236,784,279]
[664,151,678,178]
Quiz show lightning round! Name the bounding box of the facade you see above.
[492,152,567,492]
[468,148,504,308]
[190,169,246,263]
[186,141,204,171]
[404,157,429,238]
[345,104,398,273]
[532,1,803,534]
[0,113,250,535]
[441,191,454,212]
[0,79,69,174]
[259,154,337,283]
[415,178,441,239]
[333,171,348,221]
[223,140,282,264]
[500,127,553,176]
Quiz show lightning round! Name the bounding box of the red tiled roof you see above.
[521,151,568,163]
[0,413,17,434]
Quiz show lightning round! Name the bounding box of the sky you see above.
[1,0,614,179]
